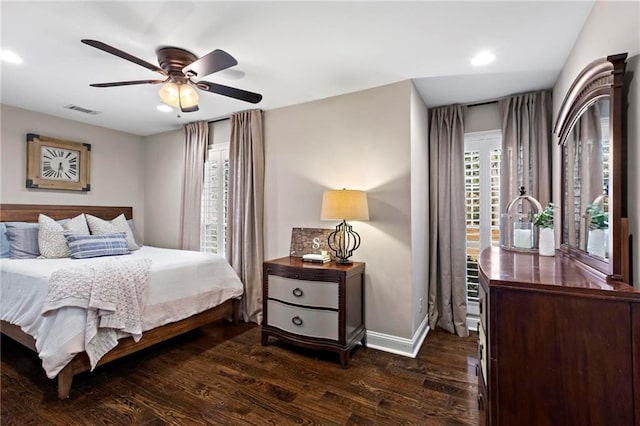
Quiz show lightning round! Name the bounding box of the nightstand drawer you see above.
[268,275,339,309]
[267,300,338,340]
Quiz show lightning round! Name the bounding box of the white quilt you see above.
[0,246,244,378]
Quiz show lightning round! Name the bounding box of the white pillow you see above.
[38,213,90,258]
[86,213,140,251]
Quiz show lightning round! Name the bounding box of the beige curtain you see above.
[180,121,209,250]
[499,91,552,214]
[428,105,468,337]
[227,110,264,323]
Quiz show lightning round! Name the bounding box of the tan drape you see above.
[499,91,552,215]
[227,110,264,323]
[180,121,209,250]
[428,105,468,337]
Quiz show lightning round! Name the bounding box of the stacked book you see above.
[302,253,331,263]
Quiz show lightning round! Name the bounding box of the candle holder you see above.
[501,186,543,253]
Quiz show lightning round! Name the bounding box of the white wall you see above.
[264,81,416,340]
[466,103,501,133]
[0,104,146,238]
[552,0,640,287]
[143,129,183,248]
[410,82,430,335]
[143,120,231,249]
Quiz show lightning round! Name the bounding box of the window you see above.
[201,143,229,255]
[464,130,501,313]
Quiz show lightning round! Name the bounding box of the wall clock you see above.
[26,133,91,191]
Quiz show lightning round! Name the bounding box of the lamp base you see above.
[327,220,361,265]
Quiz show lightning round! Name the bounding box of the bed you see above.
[0,204,244,399]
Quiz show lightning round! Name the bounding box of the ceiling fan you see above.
[81,39,262,113]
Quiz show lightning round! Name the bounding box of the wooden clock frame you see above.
[26,133,91,191]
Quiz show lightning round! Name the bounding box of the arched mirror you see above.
[554,53,629,281]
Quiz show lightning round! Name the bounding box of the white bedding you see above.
[0,246,244,378]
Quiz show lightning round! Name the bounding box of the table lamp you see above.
[320,189,369,264]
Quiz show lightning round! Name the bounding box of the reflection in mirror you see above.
[556,53,628,280]
[585,193,608,258]
[562,97,610,261]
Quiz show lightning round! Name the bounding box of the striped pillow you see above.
[65,232,130,259]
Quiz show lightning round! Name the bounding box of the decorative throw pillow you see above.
[5,222,40,259]
[65,232,130,259]
[38,214,90,259]
[127,219,142,247]
[85,214,140,251]
[0,223,10,258]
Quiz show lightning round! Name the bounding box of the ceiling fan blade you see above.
[183,49,237,78]
[90,80,166,88]
[197,81,262,104]
[81,39,167,76]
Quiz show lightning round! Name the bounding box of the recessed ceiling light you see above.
[471,51,495,66]
[157,104,172,112]
[1,50,23,64]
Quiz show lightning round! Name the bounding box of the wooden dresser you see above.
[261,256,366,367]
[477,247,640,426]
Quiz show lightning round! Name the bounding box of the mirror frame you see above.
[554,53,628,280]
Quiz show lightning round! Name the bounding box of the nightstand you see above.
[261,256,366,367]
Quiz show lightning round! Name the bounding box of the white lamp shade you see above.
[158,82,180,108]
[158,82,199,109]
[179,83,199,108]
[320,189,369,221]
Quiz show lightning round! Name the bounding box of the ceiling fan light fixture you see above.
[83,40,262,108]
[179,83,199,109]
[158,82,180,108]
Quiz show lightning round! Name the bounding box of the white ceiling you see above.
[1,1,594,136]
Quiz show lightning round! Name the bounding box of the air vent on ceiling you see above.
[64,104,101,115]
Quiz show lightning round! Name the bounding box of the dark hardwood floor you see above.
[1,322,479,425]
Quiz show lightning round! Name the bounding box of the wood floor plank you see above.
[1,322,479,424]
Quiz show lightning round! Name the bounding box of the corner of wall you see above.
[366,313,430,358]
[409,83,431,334]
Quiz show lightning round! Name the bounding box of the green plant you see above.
[586,204,608,230]
[534,204,555,229]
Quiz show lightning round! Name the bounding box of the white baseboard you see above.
[467,314,480,332]
[366,314,430,358]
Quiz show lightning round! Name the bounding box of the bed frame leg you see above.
[57,367,74,399]
[232,298,241,325]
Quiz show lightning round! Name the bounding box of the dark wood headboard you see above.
[0,204,133,222]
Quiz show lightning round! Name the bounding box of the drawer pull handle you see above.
[292,288,304,297]
[291,316,303,326]
[479,344,484,360]
[477,394,484,411]
[479,298,483,314]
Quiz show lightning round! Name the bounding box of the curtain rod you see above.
[466,100,498,108]
[208,117,230,124]
[207,108,264,124]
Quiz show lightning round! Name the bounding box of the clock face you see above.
[41,146,80,182]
